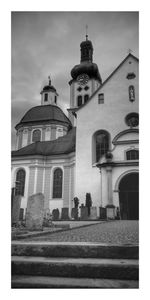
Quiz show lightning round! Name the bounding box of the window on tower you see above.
[55,95,57,103]
[77,95,82,107]
[84,94,89,103]
[44,93,48,101]
[32,129,41,142]
[98,93,104,104]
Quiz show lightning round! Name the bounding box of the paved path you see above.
[25,221,139,244]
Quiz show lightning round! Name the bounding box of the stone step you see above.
[12,256,139,280]
[11,241,139,259]
[11,275,139,289]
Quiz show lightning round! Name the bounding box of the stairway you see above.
[11,241,139,288]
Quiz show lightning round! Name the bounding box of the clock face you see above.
[77,74,89,86]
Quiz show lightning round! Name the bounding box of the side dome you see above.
[15,105,72,130]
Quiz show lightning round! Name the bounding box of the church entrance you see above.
[119,173,139,220]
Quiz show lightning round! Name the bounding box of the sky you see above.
[11,11,139,150]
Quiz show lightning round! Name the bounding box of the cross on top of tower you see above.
[86,25,88,41]
[48,75,51,86]
[128,49,133,54]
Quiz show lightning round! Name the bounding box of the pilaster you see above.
[42,126,46,141]
[51,125,56,140]
[106,166,113,205]
[27,127,32,145]
[18,129,23,149]
[63,166,70,208]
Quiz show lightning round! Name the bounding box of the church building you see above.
[11,34,139,220]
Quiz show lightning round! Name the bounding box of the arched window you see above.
[53,168,63,198]
[32,129,41,142]
[126,149,139,160]
[15,169,26,196]
[77,95,82,107]
[84,94,89,104]
[95,131,109,162]
[44,93,48,102]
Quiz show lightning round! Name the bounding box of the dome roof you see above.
[80,39,93,49]
[15,105,72,130]
[42,85,56,92]
[71,62,102,82]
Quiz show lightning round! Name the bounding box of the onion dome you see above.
[15,104,72,130]
[71,62,102,82]
[70,35,102,83]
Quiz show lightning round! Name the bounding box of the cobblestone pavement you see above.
[25,221,139,244]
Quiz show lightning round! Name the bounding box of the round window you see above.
[125,113,139,127]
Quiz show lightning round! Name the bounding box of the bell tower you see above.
[68,30,102,125]
[40,76,59,106]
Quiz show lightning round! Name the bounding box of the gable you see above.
[76,53,139,114]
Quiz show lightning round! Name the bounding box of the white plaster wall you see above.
[75,56,139,207]
[70,79,100,108]
[22,130,28,147]
[45,127,51,141]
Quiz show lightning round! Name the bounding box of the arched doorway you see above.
[119,172,139,220]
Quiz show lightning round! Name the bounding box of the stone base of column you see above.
[106,204,116,219]
[99,207,107,219]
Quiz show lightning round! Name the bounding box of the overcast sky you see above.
[11,11,139,149]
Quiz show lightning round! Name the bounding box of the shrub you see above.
[85,193,92,216]
[73,197,79,208]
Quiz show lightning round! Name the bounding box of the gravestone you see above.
[71,207,78,220]
[61,207,69,220]
[26,193,44,230]
[12,195,21,225]
[89,207,97,220]
[99,207,106,219]
[80,206,88,220]
[52,209,60,220]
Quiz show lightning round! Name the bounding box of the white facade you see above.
[74,55,139,212]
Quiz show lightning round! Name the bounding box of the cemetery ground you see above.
[17,220,139,244]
